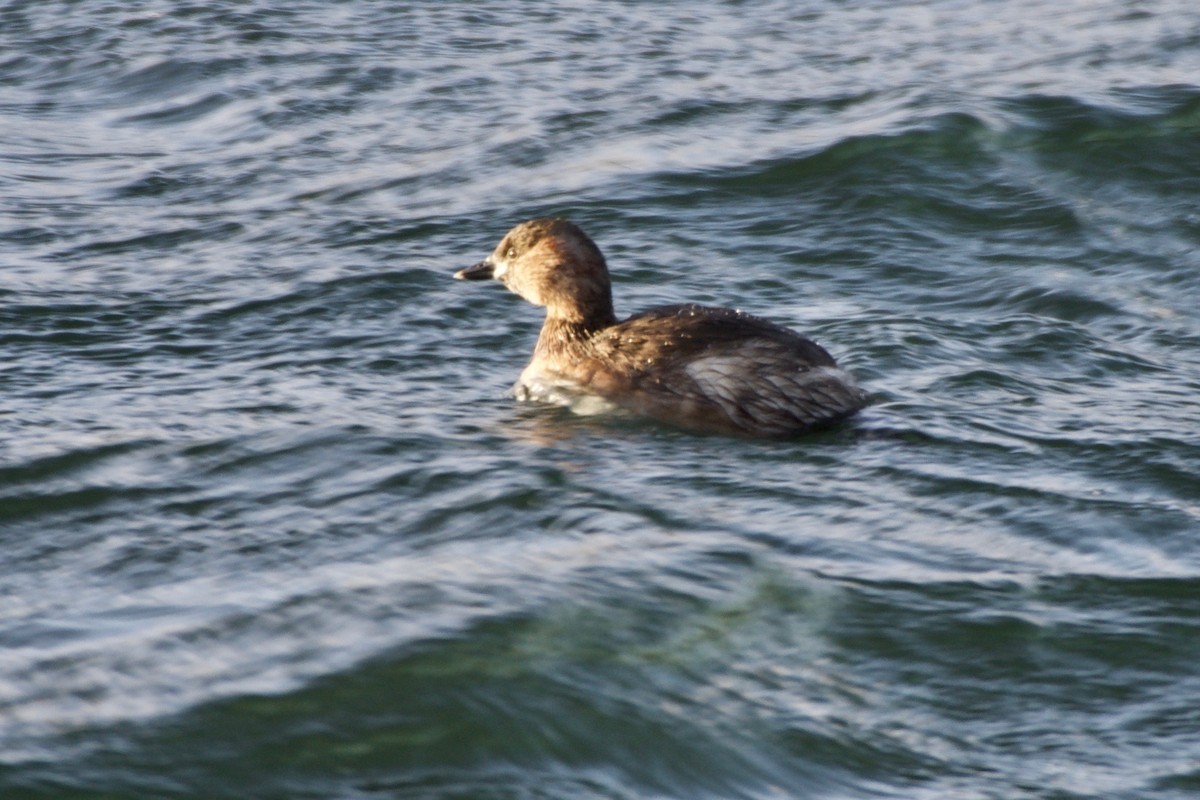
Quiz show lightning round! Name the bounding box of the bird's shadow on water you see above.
[485,395,919,455]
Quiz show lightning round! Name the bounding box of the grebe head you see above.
[455,218,615,326]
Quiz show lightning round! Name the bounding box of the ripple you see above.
[3,0,1200,797]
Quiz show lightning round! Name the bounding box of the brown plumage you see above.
[455,218,868,437]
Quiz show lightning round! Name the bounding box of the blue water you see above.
[3,1,1200,798]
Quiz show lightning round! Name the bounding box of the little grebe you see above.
[455,218,868,437]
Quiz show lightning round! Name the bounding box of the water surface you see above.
[2,1,1200,798]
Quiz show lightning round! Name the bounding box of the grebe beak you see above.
[454,260,494,281]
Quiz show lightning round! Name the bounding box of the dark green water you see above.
[3,1,1200,798]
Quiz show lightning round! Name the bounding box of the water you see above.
[3,1,1200,797]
